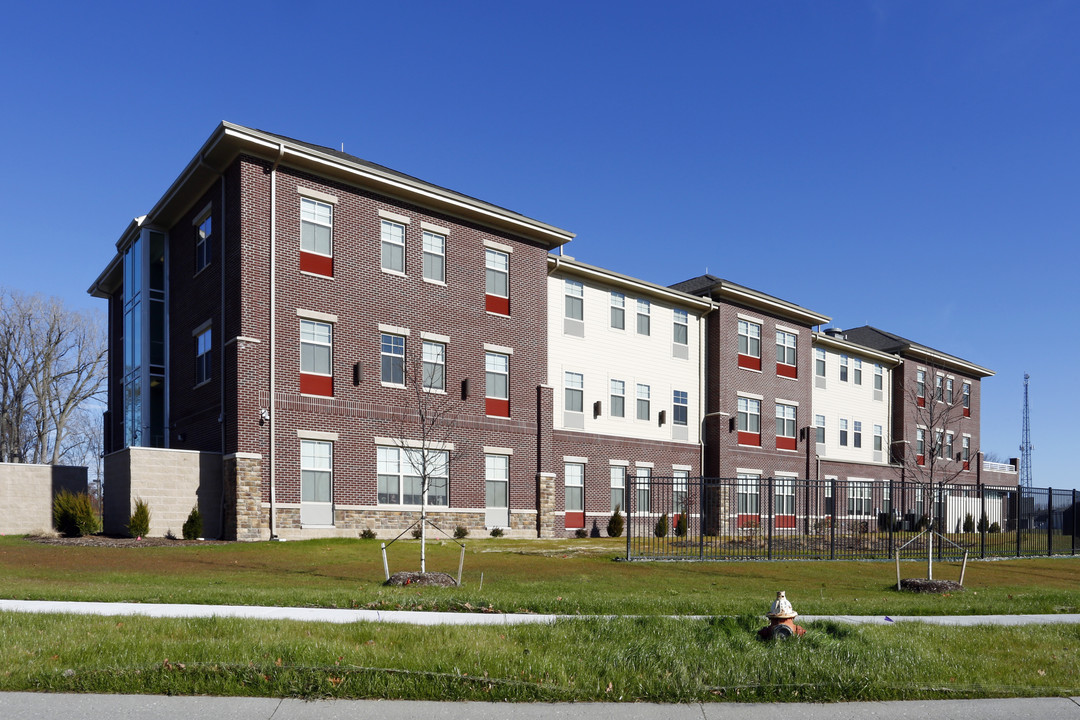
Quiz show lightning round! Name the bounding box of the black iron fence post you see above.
[1048,488,1054,557]
[1074,489,1078,557]
[829,479,836,560]
[979,479,986,559]
[887,478,894,558]
[767,476,774,561]
[626,475,634,560]
[937,483,944,562]
[1016,487,1023,557]
[698,475,704,561]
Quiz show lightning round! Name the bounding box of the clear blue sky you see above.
[1,1,1076,489]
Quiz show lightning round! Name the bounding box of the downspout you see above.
[268,144,285,540]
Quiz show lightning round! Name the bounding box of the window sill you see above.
[739,366,763,374]
[486,414,511,419]
[485,310,511,318]
[193,264,212,279]
[423,388,447,395]
[777,373,799,381]
[737,444,763,449]
[382,269,407,278]
[381,382,407,389]
[301,270,333,280]
[300,392,335,399]
[422,277,447,287]
[193,379,212,390]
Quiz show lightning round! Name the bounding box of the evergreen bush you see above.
[675,513,688,537]
[989,521,1002,533]
[654,513,669,538]
[359,528,377,539]
[489,527,504,538]
[182,505,202,540]
[574,528,588,538]
[127,498,151,538]
[977,514,990,533]
[453,525,469,539]
[53,490,101,537]
[963,513,975,533]
[607,505,624,538]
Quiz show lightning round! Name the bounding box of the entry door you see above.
[485,454,510,528]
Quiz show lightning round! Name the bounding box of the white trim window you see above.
[485,249,509,300]
[610,379,625,418]
[673,309,689,345]
[610,292,625,329]
[815,414,826,444]
[874,424,883,452]
[422,341,445,391]
[381,219,406,273]
[737,397,761,434]
[776,478,795,516]
[917,370,926,400]
[917,428,926,461]
[301,439,333,505]
[848,481,872,516]
[376,446,448,507]
[874,364,884,391]
[839,418,849,446]
[945,432,954,460]
[636,299,651,336]
[486,352,509,403]
[485,454,509,522]
[380,333,405,385]
[195,327,212,385]
[673,390,688,426]
[195,211,212,273]
[737,473,760,515]
[936,375,944,401]
[422,230,445,283]
[636,383,650,421]
[564,371,584,413]
[738,320,761,358]
[963,382,971,411]
[301,198,333,257]
[962,436,971,463]
[946,377,954,404]
[853,420,862,448]
[610,465,626,512]
[853,358,863,385]
[935,430,944,458]
[635,467,651,513]
[839,355,849,382]
[815,347,826,377]
[565,279,584,321]
[673,469,689,516]
[301,320,332,376]
[776,330,796,366]
[564,462,585,517]
[775,403,796,439]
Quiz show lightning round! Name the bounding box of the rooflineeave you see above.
[548,256,716,311]
[811,332,902,367]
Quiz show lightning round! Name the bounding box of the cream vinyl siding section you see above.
[547,272,702,443]
[812,343,891,464]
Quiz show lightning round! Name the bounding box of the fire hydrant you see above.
[758,590,805,640]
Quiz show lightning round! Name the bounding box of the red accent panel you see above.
[486,397,510,417]
[776,363,797,379]
[916,454,925,466]
[300,251,333,277]
[738,431,761,446]
[963,407,970,417]
[917,396,926,407]
[485,294,509,315]
[776,436,797,451]
[300,373,333,397]
[738,354,761,371]
[775,514,796,529]
[963,461,970,471]
[737,514,761,529]
[565,511,585,529]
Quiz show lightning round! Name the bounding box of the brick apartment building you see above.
[90,122,1017,540]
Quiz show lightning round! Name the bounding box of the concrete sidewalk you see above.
[2,599,1080,626]
[1,692,1079,719]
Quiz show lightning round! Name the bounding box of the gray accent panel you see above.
[564,411,585,429]
[563,318,585,337]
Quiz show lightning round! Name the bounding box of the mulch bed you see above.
[25,534,229,548]
[384,571,458,587]
[899,578,965,594]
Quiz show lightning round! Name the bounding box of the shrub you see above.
[963,513,975,533]
[654,513,669,538]
[453,525,469,539]
[127,498,151,538]
[165,529,177,540]
[411,527,423,539]
[53,490,100,537]
[607,505,624,538]
[574,528,588,539]
[489,527,504,538]
[989,521,1002,534]
[359,528,377,539]
[977,514,990,533]
[182,505,203,540]
[915,514,930,531]
[675,513,688,537]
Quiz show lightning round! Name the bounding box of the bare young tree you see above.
[893,363,975,579]
[0,288,106,466]
[385,340,463,573]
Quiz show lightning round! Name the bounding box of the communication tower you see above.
[1019,373,1033,490]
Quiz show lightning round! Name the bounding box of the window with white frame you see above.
[422,341,445,391]
[883,484,892,513]
[815,347,826,377]
[945,432,954,459]
[610,379,625,418]
[839,355,849,382]
[935,430,944,458]
[377,446,448,506]
[485,454,509,515]
[301,320,332,376]
[848,481,872,516]
[610,465,626,512]
[301,198,332,257]
[486,353,509,407]
[935,375,944,401]
[853,358,862,385]
[195,327,211,385]
[917,428,926,460]
[564,372,584,413]
[853,420,862,449]
[737,397,761,435]
[673,469,689,516]
[485,249,509,302]
[636,298,651,336]
[380,333,405,385]
[673,309,689,345]
[737,473,759,514]
[635,467,651,512]
[874,364,884,391]
[195,211,212,273]
[564,462,584,516]
[775,403,796,439]
[917,370,926,400]
[636,383,650,421]
[776,478,795,515]
[673,390,688,426]
[815,414,826,444]
[776,330,796,366]
[565,279,584,320]
[946,377,954,403]
[422,230,445,283]
[839,418,849,446]
[380,218,405,273]
[874,424,883,451]
[610,292,625,329]
[963,382,971,411]
[738,320,761,358]
[962,436,970,463]
[301,439,333,505]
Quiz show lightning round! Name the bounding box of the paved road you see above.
[2,693,1079,719]
[2,599,1079,626]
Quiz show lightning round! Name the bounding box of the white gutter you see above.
[268,144,285,540]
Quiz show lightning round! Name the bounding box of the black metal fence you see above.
[625,476,1080,561]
